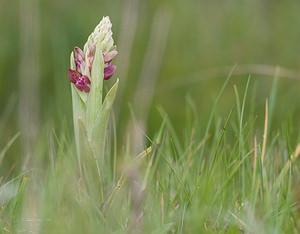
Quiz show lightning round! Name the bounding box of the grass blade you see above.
[0,133,20,167]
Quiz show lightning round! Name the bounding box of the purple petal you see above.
[88,55,94,73]
[82,75,91,84]
[75,81,85,92]
[74,59,81,73]
[74,47,85,64]
[104,65,116,80]
[68,68,81,83]
[75,79,90,93]
[89,43,96,57]
[68,68,91,92]
[83,84,90,92]
[74,47,86,71]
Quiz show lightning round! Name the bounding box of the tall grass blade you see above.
[157,105,183,157]
[198,64,237,169]
[209,105,235,175]
[240,76,251,199]
[213,146,257,204]
[268,67,280,133]
[261,99,268,165]
[0,133,20,167]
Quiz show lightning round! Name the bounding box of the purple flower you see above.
[87,45,117,78]
[68,68,91,93]
[104,62,116,80]
[68,44,117,93]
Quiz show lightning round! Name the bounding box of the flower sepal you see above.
[91,78,119,154]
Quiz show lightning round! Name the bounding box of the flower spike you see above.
[68,16,117,92]
[69,17,120,198]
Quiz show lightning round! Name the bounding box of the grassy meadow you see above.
[1,0,300,233]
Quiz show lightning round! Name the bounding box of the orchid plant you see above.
[68,16,119,202]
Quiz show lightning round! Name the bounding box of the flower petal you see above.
[103,50,118,63]
[87,44,96,74]
[74,47,85,64]
[104,64,116,80]
[75,81,85,91]
[82,75,91,84]
[68,68,81,83]
[76,79,90,93]
[89,43,96,57]
[74,47,86,71]
[74,59,81,73]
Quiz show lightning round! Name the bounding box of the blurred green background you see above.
[1,0,300,172]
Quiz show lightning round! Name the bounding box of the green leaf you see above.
[91,79,119,158]
[78,118,103,202]
[86,41,105,136]
[12,176,29,231]
[72,85,86,174]
[12,176,29,215]
[78,117,95,163]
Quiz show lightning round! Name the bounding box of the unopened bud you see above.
[84,16,114,55]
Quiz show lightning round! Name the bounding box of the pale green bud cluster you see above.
[84,16,115,55]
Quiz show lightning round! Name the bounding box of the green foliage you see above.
[1,72,300,233]
[1,1,300,233]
